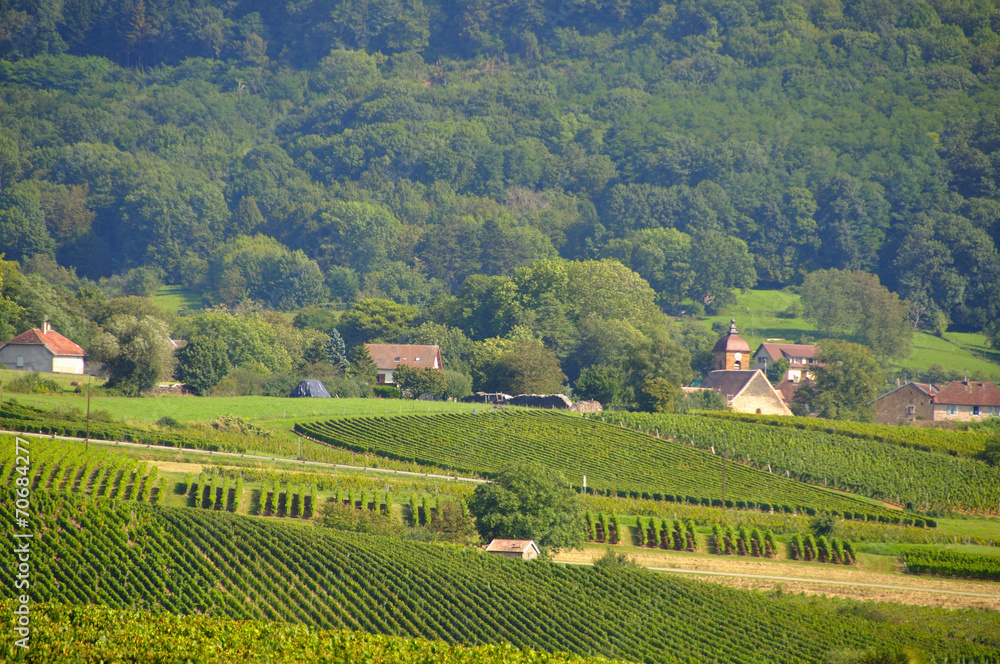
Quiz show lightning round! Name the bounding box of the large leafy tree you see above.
[796,340,885,422]
[175,335,231,395]
[471,337,566,394]
[467,461,584,551]
[800,269,912,359]
[89,314,175,396]
[339,298,416,347]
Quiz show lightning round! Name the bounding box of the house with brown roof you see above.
[931,379,1000,421]
[752,342,819,383]
[0,321,85,375]
[870,382,939,425]
[485,539,540,560]
[364,343,443,385]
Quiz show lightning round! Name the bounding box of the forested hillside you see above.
[2,0,1000,397]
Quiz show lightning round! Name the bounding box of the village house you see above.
[870,382,939,425]
[752,342,819,383]
[485,539,540,560]
[0,321,86,375]
[931,379,1000,422]
[692,320,793,416]
[364,343,443,385]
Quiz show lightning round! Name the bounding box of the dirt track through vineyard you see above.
[555,553,1000,610]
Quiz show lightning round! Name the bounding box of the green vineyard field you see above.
[2,491,996,664]
[902,548,1000,582]
[697,411,989,458]
[0,602,623,664]
[602,413,1000,514]
[295,411,900,519]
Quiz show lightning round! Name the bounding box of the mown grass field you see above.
[0,368,105,394]
[152,284,203,314]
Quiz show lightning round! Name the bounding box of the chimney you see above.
[42,317,51,333]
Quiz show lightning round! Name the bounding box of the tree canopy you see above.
[467,461,584,551]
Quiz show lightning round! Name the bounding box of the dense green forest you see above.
[1,0,1000,400]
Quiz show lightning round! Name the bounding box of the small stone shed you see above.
[485,539,540,560]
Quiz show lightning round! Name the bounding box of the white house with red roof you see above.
[364,343,443,385]
[0,321,86,374]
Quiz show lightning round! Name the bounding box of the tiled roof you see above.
[365,344,442,371]
[933,380,1000,407]
[699,370,758,400]
[485,539,539,554]
[756,343,818,362]
[712,319,750,353]
[775,377,812,403]
[1,328,85,356]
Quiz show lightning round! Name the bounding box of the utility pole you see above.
[85,375,92,452]
[297,436,301,460]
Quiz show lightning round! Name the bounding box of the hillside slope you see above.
[4,490,998,664]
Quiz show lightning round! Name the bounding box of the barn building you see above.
[0,321,86,375]
[485,539,541,560]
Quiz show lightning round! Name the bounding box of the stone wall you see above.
[873,384,933,425]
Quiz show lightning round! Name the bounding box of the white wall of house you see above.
[51,356,85,375]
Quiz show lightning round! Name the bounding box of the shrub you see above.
[373,385,403,399]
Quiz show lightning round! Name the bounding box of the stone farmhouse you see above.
[870,382,938,425]
[485,539,540,560]
[0,321,86,374]
[931,379,1000,421]
[364,343,443,385]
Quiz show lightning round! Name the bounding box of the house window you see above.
[906,405,915,416]
[415,357,421,362]
[394,356,400,362]
[16,356,24,367]
[734,361,741,370]
[946,404,958,415]
[991,406,1000,416]
[377,374,386,384]
[972,405,981,416]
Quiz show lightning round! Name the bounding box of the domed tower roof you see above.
[713,319,750,353]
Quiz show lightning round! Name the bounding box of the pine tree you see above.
[231,195,265,235]
[843,540,856,565]
[764,531,777,558]
[724,525,736,554]
[685,520,698,552]
[326,328,349,373]
[791,534,804,560]
[750,528,762,557]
